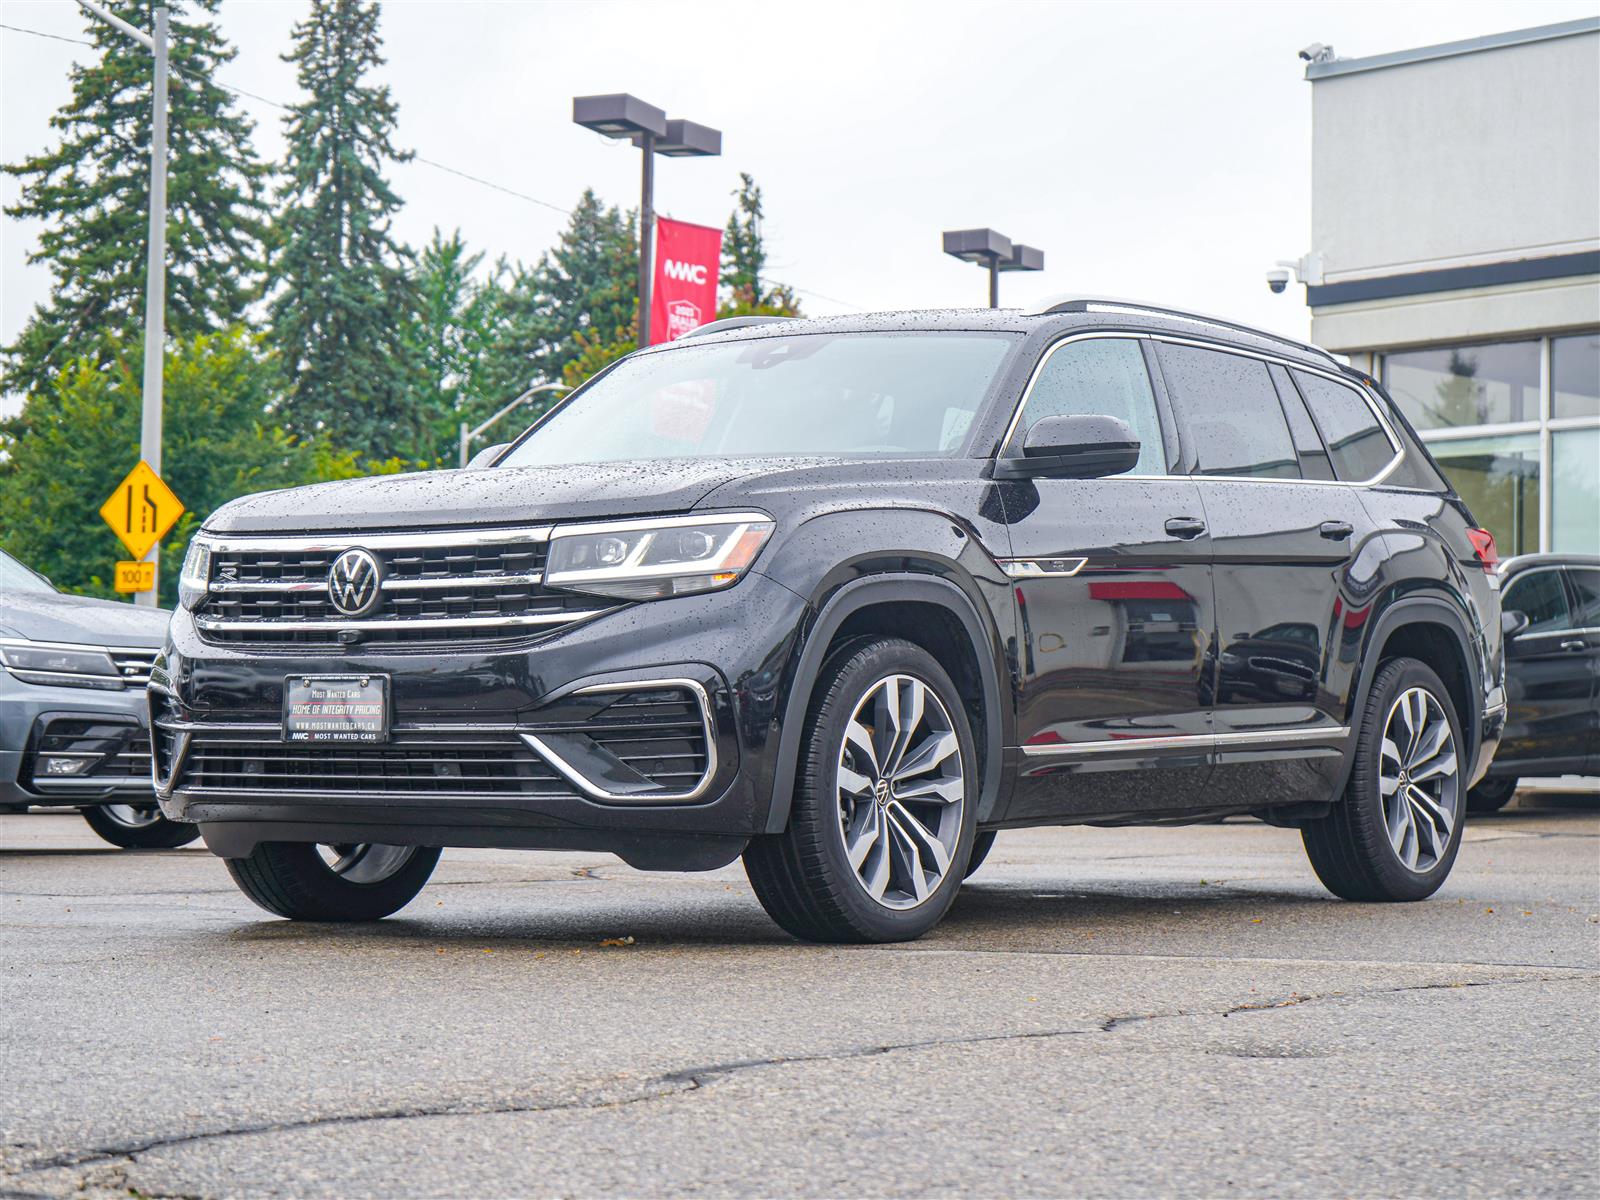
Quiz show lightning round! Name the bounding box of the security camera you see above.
[1298,42,1333,63]
[1266,267,1291,294]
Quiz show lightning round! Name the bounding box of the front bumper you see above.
[158,573,809,866]
[0,673,156,808]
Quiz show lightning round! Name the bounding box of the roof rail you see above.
[1032,296,1339,364]
[678,315,796,340]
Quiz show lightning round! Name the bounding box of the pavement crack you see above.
[9,972,1591,1185]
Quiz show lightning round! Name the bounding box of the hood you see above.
[205,457,851,534]
[0,589,171,648]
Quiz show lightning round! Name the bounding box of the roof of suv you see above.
[674,301,1346,377]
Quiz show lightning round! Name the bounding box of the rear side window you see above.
[1292,370,1396,482]
[1566,568,1600,629]
[1157,344,1300,479]
[1501,570,1571,635]
[1009,337,1165,475]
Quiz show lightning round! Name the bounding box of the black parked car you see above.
[1,548,196,848]
[153,302,1506,942]
[1466,554,1600,812]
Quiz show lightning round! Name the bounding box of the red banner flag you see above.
[650,217,722,345]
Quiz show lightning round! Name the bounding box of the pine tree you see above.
[2,0,270,398]
[507,189,638,387]
[269,0,420,461]
[718,174,801,319]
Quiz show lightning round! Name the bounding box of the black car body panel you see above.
[1486,554,1600,778]
[158,305,1507,865]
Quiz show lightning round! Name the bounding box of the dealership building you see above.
[1300,17,1599,557]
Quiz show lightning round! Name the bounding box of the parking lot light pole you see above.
[77,0,168,607]
[572,95,721,348]
[942,229,1045,308]
[458,382,571,468]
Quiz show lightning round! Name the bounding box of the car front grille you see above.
[163,684,717,802]
[27,716,152,788]
[193,528,616,648]
[110,648,159,687]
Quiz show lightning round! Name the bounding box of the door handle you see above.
[1561,639,1587,651]
[1318,520,1355,541]
[1164,517,1206,540]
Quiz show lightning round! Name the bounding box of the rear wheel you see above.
[226,842,440,921]
[1303,657,1465,902]
[1466,775,1518,814]
[744,637,978,943]
[81,803,200,849]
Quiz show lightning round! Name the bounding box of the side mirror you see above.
[1501,610,1531,639]
[466,442,509,470]
[1002,414,1141,479]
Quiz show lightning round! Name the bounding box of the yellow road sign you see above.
[99,461,184,560]
[114,560,156,594]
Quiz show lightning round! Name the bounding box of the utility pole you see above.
[78,1,169,607]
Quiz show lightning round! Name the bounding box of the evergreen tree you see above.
[508,189,638,387]
[269,0,420,460]
[404,229,521,462]
[2,0,270,398]
[719,173,802,319]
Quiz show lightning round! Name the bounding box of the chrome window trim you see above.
[994,329,1406,488]
[1518,627,1600,640]
[1020,725,1350,758]
[194,526,555,554]
[519,678,718,804]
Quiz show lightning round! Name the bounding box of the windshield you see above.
[499,331,1017,468]
[0,549,54,593]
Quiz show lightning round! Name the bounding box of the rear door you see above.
[1152,340,1384,808]
[998,334,1216,821]
[1561,567,1600,772]
[1499,566,1592,772]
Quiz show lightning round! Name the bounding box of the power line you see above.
[0,18,864,311]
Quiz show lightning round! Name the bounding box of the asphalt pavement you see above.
[2,792,1596,1199]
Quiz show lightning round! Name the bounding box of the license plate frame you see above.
[283,674,390,744]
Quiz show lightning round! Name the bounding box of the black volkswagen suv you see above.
[153,301,1506,942]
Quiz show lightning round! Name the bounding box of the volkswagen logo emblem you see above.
[327,548,382,617]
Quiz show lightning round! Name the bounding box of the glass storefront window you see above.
[1552,427,1600,554]
[1429,435,1540,557]
[1383,340,1540,430]
[1552,333,1600,419]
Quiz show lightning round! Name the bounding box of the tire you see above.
[743,637,979,943]
[964,829,997,879]
[226,842,440,921]
[1466,775,1518,814]
[81,803,200,849]
[1302,657,1466,902]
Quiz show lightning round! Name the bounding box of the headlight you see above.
[543,512,775,600]
[178,537,212,609]
[0,640,122,690]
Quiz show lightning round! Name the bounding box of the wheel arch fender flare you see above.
[763,573,1007,835]
[1345,594,1484,788]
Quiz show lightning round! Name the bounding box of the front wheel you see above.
[744,637,979,943]
[81,803,200,849]
[1302,657,1465,902]
[226,842,440,921]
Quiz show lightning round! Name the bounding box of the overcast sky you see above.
[4,0,1597,391]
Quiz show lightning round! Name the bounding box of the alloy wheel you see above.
[1379,687,1460,873]
[316,843,418,885]
[836,674,966,909]
[101,804,164,829]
